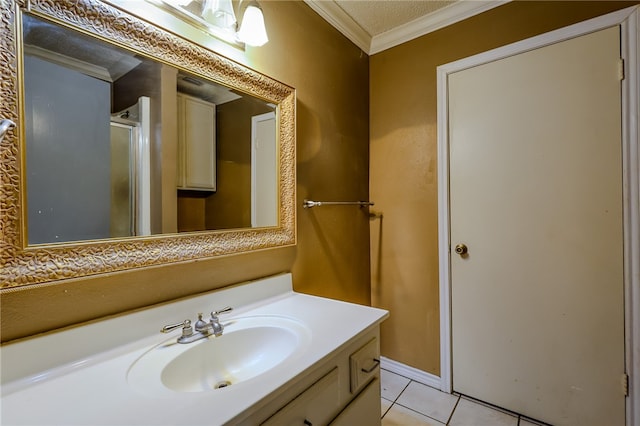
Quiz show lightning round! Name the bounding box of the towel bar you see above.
[303,199,374,209]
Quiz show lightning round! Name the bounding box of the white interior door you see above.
[449,26,624,425]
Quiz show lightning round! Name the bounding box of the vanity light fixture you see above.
[155,0,268,47]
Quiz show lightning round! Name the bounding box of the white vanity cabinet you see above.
[177,93,216,191]
[241,328,382,426]
[0,274,388,426]
[331,378,381,425]
[261,368,341,425]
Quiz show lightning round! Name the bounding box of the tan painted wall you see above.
[176,96,272,232]
[206,97,273,230]
[1,1,370,342]
[370,0,638,376]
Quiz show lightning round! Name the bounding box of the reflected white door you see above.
[449,26,624,425]
[251,112,278,227]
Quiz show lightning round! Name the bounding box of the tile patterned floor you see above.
[380,369,546,426]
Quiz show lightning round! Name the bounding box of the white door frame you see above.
[436,6,639,424]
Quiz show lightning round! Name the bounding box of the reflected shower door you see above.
[109,121,137,238]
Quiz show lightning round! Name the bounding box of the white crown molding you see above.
[304,0,510,55]
[24,44,113,82]
[303,0,371,53]
[370,0,510,55]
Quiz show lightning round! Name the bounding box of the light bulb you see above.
[238,4,268,47]
[165,0,191,6]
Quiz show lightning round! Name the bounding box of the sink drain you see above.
[214,380,232,389]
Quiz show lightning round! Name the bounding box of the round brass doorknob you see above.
[455,244,468,256]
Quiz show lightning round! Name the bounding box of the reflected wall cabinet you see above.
[177,93,216,191]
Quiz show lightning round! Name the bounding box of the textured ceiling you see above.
[305,0,506,54]
[334,0,457,36]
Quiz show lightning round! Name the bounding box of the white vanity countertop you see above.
[0,273,388,425]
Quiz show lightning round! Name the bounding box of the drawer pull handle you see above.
[303,420,312,425]
[361,358,380,373]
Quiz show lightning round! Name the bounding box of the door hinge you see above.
[622,373,629,396]
[618,58,625,81]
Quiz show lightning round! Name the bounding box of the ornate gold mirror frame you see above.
[0,0,296,288]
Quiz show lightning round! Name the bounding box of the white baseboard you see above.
[380,356,442,391]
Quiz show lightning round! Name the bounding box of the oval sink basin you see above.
[128,316,311,395]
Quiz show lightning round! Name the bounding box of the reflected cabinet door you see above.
[177,93,216,191]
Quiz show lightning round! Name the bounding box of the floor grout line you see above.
[395,379,412,402]
[445,393,461,425]
[383,377,461,425]
[382,371,552,426]
[391,398,450,425]
[381,400,392,419]
[380,369,412,420]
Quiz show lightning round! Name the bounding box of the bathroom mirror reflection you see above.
[23,13,278,246]
[0,0,295,287]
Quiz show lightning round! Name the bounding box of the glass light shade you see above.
[202,0,237,31]
[166,0,191,6]
[237,4,268,47]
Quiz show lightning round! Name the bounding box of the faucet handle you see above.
[211,306,233,318]
[161,319,192,337]
[209,307,231,337]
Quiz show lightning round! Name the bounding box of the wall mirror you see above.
[0,0,296,288]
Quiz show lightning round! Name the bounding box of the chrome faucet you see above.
[161,307,233,344]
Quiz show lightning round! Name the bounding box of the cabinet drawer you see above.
[261,368,340,426]
[349,337,379,393]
